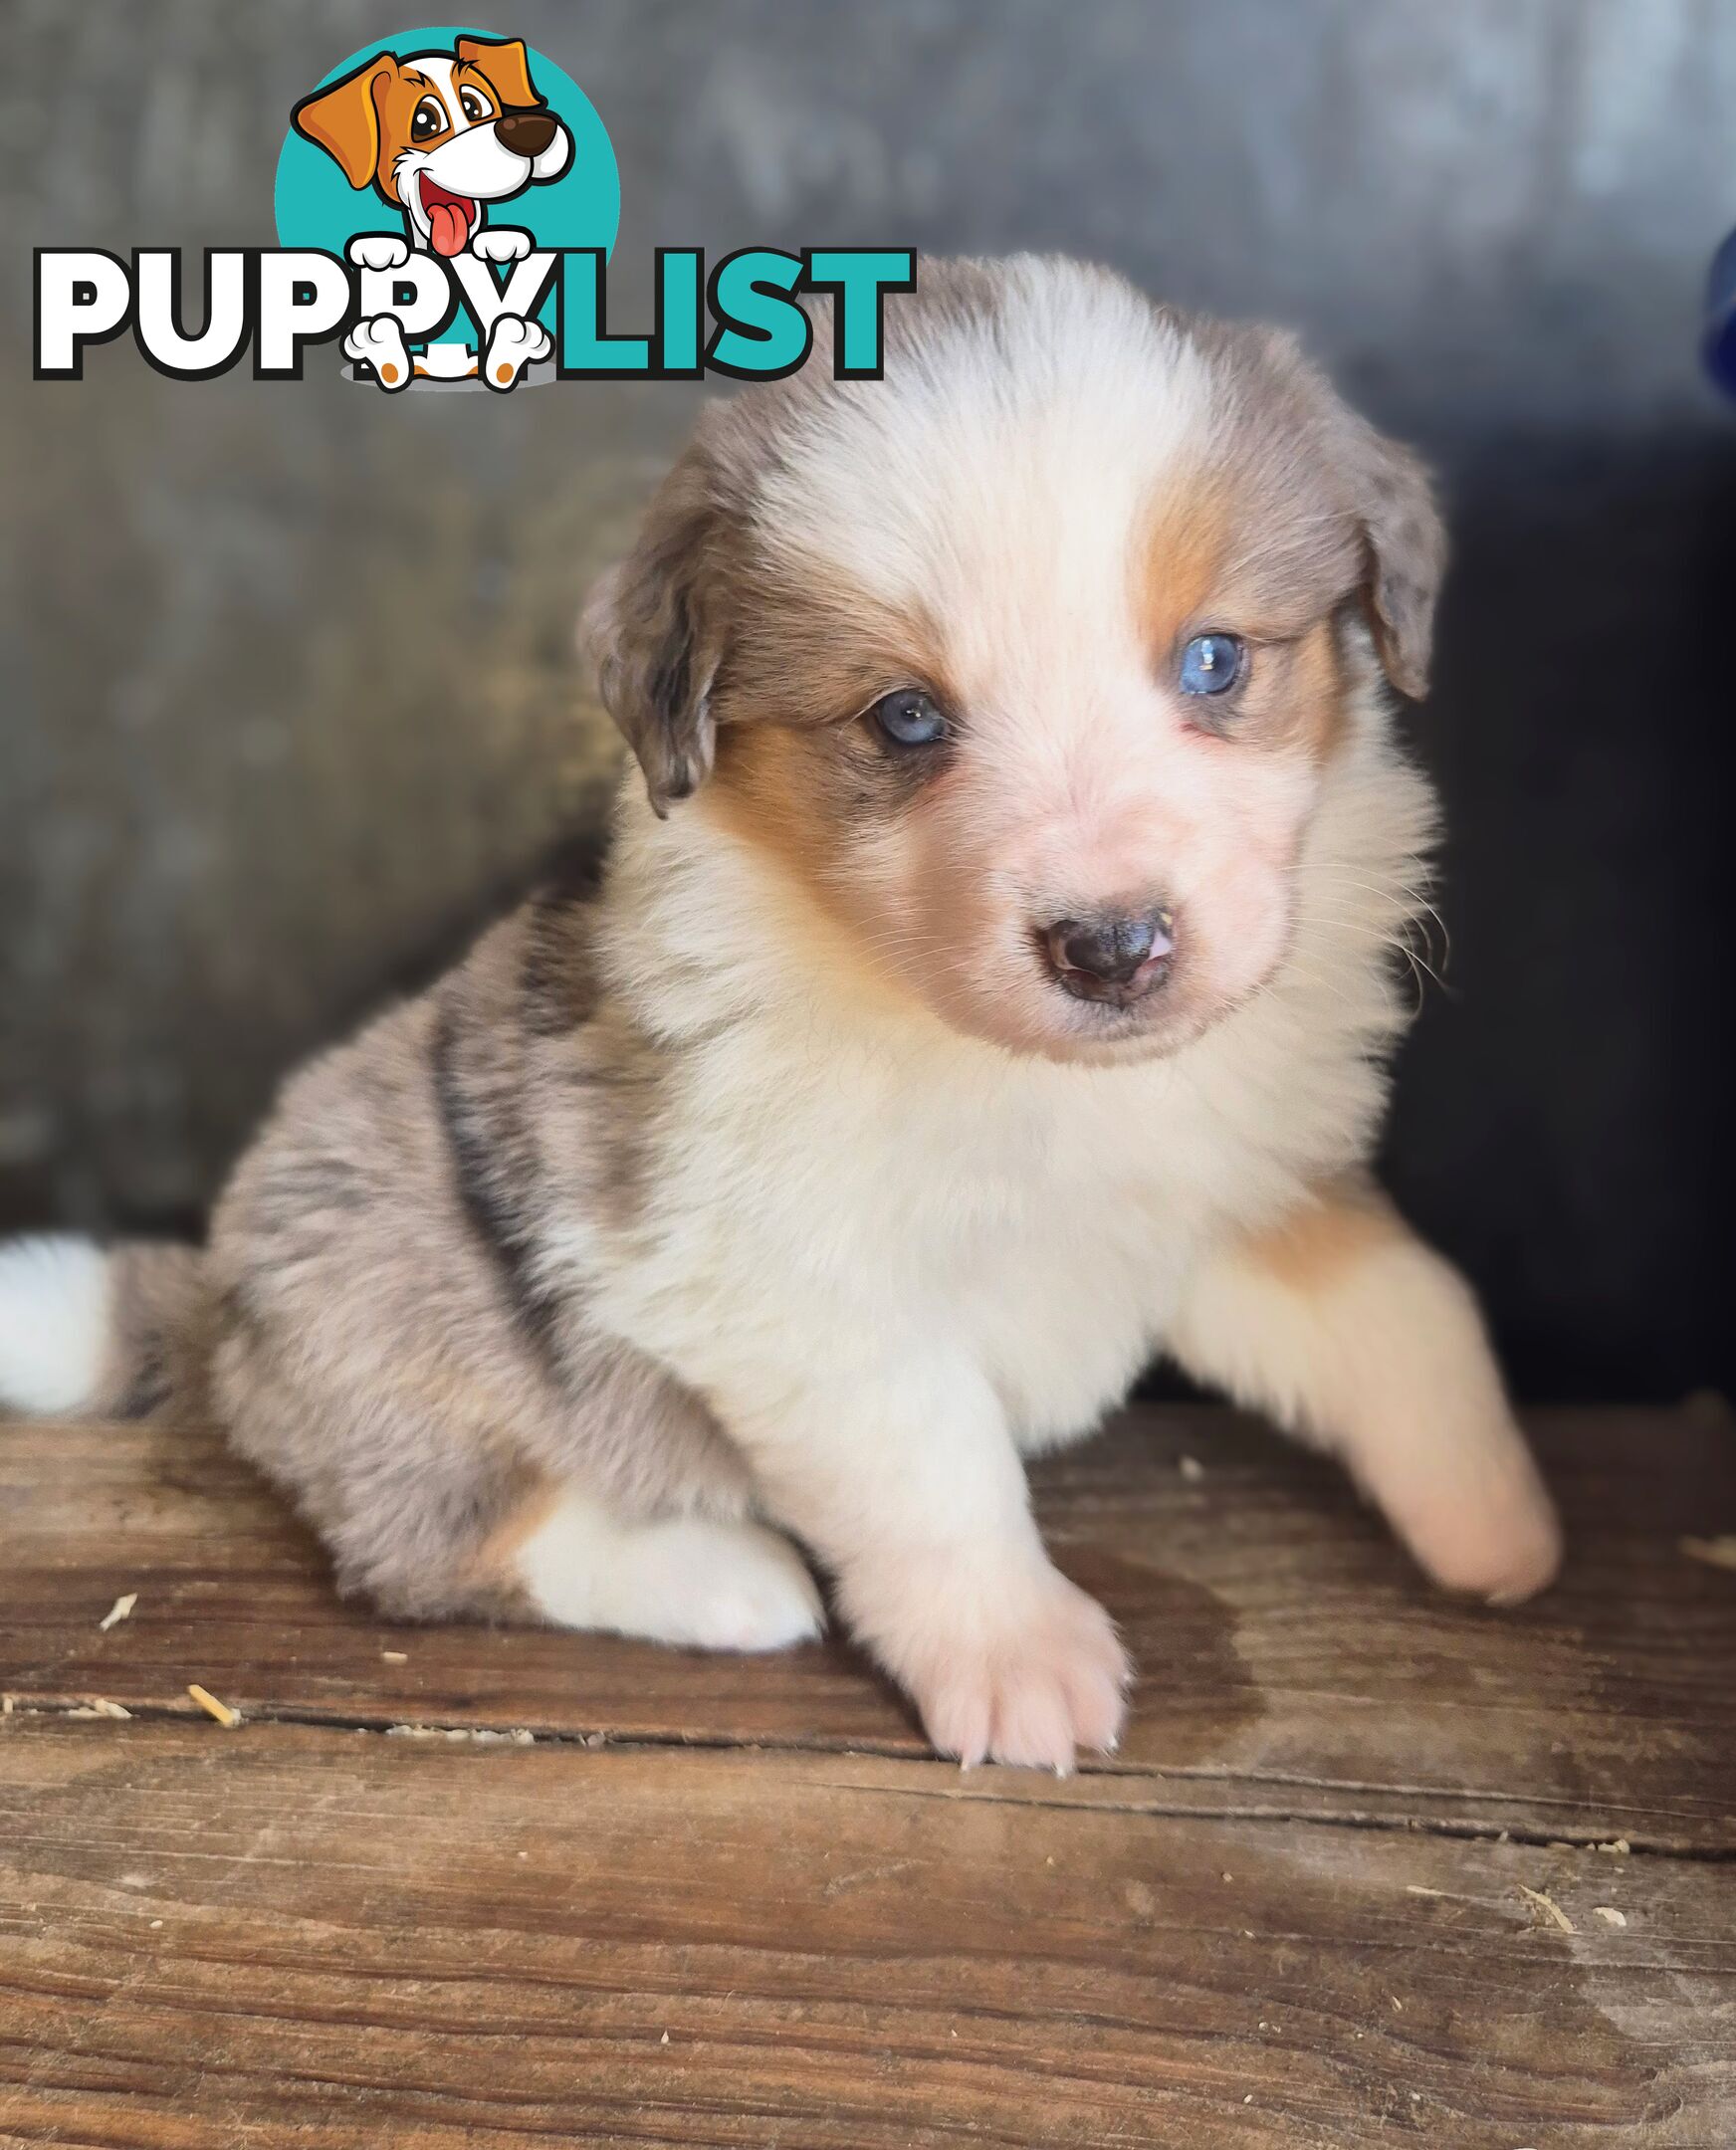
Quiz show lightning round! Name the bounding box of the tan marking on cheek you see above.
[706,561,957,894]
[710,724,842,892]
[710,723,895,944]
[702,560,983,1010]
[707,723,948,1016]
[1239,1180,1401,1293]
[1258,616,1346,761]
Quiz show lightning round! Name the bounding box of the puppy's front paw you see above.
[482,313,551,390]
[874,1557,1131,1773]
[1379,1413,1564,1607]
[1425,1462,1564,1608]
[343,315,412,390]
[346,234,410,273]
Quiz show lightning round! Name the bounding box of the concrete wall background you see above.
[2,0,1732,1398]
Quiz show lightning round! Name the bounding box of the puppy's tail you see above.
[0,1234,212,1422]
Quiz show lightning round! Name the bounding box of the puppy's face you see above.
[291,38,572,256]
[589,261,1443,1065]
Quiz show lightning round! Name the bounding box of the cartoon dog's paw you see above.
[343,315,413,391]
[471,226,534,265]
[482,313,551,391]
[346,234,410,274]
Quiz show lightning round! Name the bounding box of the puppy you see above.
[291,35,571,388]
[0,258,1562,1772]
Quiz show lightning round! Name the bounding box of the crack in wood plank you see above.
[7,1697,1734,1866]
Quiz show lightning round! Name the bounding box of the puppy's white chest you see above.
[889,1082,1197,1441]
[623,1035,1202,1448]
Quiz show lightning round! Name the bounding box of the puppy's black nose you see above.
[496,109,556,156]
[1045,908,1174,996]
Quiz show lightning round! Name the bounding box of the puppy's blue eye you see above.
[870,689,948,748]
[1179,633,1244,696]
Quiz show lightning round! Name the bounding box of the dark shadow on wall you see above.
[1385,429,1736,1403]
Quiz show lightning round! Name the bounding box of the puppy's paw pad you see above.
[347,233,410,273]
[482,313,551,389]
[343,315,412,389]
[471,226,534,264]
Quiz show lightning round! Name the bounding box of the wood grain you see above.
[4,1406,1734,1847]
[1,1716,1731,2150]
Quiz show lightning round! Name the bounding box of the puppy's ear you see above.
[456,35,543,109]
[291,56,393,189]
[1347,419,1446,701]
[1250,328,1447,702]
[581,459,728,816]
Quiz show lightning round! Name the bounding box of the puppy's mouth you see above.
[1049,957,1172,1011]
[419,172,479,258]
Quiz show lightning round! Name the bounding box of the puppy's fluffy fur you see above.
[0,258,1561,1770]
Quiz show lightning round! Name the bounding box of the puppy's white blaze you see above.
[409,55,462,103]
[519,1490,823,1650]
[0,1235,110,1417]
[757,260,1214,627]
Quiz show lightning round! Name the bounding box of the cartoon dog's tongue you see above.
[419,173,476,259]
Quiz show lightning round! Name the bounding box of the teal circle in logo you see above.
[274,24,617,264]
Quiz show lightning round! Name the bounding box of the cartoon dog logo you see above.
[291,35,571,388]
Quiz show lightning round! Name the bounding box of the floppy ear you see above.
[1252,328,1447,702]
[581,460,728,816]
[1347,419,1446,701]
[291,56,393,189]
[456,35,543,109]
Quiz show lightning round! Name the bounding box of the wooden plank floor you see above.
[2,1404,1733,2146]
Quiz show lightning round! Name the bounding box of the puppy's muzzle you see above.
[496,109,557,158]
[1043,906,1175,1004]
